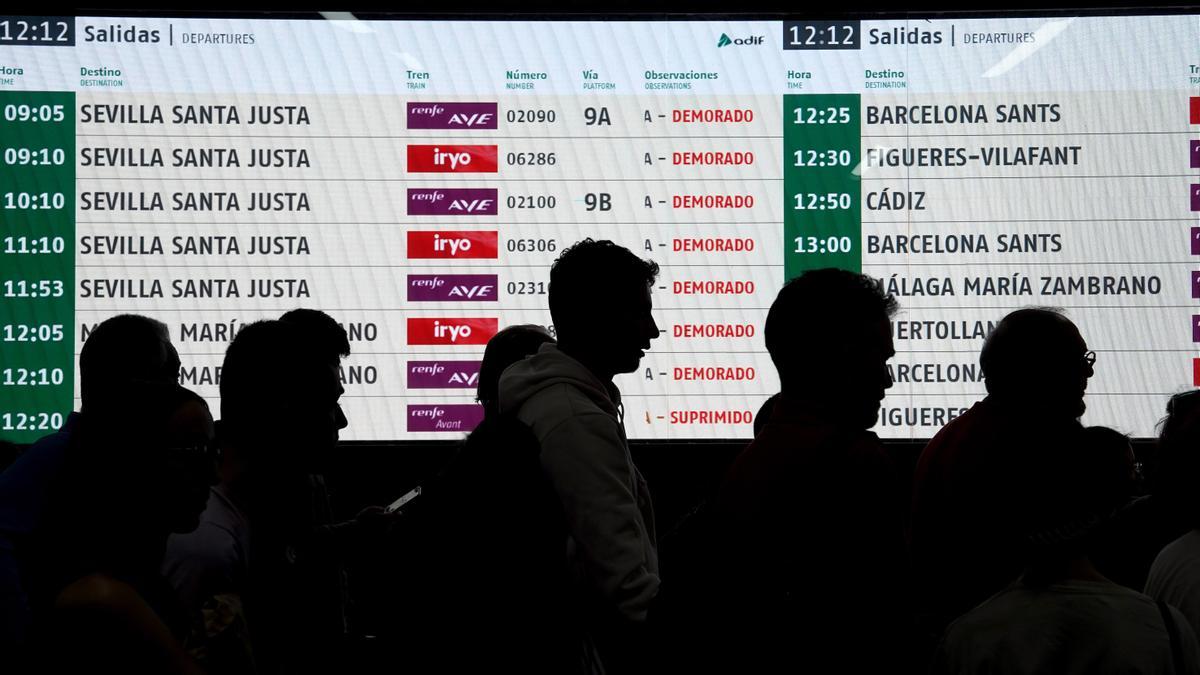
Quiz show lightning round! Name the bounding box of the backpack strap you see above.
[1158,599,1186,674]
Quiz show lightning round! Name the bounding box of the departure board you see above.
[1,13,1197,441]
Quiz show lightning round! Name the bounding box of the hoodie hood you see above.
[498,343,620,418]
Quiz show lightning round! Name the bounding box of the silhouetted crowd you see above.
[3,238,1200,673]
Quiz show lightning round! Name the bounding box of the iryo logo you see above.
[408,274,498,302]
[407,145,498,173]
[407,188,498,216]
[407,231,498,259]
[407,102,498,130]
[407,360,483,389]
[407,318,497,345]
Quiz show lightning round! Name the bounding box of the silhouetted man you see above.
[935,427,1200,675]
[911,307,1095,634]
[277,308,353,645]
[394,324,573,672]
[706,268,912,673]
[162,320,347,675]
[0,314,179,648]
[499,239,660,673]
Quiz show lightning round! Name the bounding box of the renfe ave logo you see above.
[407,361,483,389]
[407,188,498,216]
[406,103,498,129]
[407,274,498,302]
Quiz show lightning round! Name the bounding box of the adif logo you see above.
[718,33,764,47]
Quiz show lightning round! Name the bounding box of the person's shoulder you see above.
[1149,533,1200,597]
[165,491,245,566]
[925,401,987,444]
[845,428,887,454]
[914,401,994,482]
[521,381,613,435]
[1045,579,1161,614]
[0,426,73,480]
[1080,579,1154,601]
[943,583,1035,633]
[26,424,73,452]
[56,573,147,615]
[1160,529,1200,561]
[168,518,239,557]
[939,588,1015,645]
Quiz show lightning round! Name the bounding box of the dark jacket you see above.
[705,395,917,673]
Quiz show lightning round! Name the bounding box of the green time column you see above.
[783,94,861,278]
[0,92,75,443]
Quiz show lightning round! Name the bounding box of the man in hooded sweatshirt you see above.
[499,238,661,673]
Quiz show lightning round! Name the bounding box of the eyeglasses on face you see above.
[165,441,220,463]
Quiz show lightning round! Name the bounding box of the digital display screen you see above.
[0,13,1195,441]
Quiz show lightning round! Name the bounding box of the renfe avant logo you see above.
[406,102,498,130]
[407,360,483,389]
[407,145,498,173]
[407,188,498,216]
[407,274,499,302]
[407,231,498,259]
[407,318,498,345]
[407,404,484,432]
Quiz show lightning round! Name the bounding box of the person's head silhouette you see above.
[477,324,555,418]
[1018,426,1131,568]
[280,308,351,367]
[1152,390,1200,521]
[764,268,898,429]
[79,314,180,414]
[54,381,214,550]
[548,239,660,380]
[980,308,1093,420]
[280,308,350,437]
[158,386,217,534]
[219,320,346,482]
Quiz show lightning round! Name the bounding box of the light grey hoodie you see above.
[498,343,659,623]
